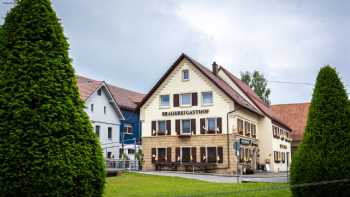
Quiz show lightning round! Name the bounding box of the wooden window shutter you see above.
[173,94,179,107]
[151,148,156,163]
[167,147,172,162]
[192,92,197,106]
[200,147,206,163]
[151,121,156,136]
[175,147,180,162]
[191,119,196,134]
[191,147,197,162]
[217,117,222,134]
[175,120,180,135]
[217,147,223,163]
[200,118,206,134]
[166,120,171,135]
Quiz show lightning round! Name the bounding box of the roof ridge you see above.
[219,66,270,108]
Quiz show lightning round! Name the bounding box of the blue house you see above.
[107,84,144,159]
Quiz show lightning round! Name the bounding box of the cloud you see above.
[0,0,349,104]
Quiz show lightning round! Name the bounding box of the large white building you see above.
[139,54,291,174]
[77,76,125,159]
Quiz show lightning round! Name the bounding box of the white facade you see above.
[140,54,291,173]
[84,84,124,159]
[218,69,292,172]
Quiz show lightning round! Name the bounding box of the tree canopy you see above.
[0,0,105,196]
[290,66,350,197]
[241,70,271,105]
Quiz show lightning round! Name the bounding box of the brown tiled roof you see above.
[77,75,103,101]
[138,53,264,117]
[76,75,145,111]
[107,84,145,111]
[271,103,310,141]
[220,67,292,130]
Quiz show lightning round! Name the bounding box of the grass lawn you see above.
[104,172,291,197]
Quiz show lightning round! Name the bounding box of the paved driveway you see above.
[139,171,288,183]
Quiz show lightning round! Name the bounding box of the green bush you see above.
[0,0,105,196]
[290,66,350,197]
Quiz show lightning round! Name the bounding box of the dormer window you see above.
[182,69,189,81]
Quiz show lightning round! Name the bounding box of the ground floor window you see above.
[274,151,285,163]
[200,146,223,163]
[151,147,172,163]
[181,147,191,162]
[175,147,197,163]
[128,149,135,155]
[239,147,253,163]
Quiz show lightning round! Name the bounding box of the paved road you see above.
[139,171,288,183]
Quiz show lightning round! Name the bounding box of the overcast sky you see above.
[1,0,349,104]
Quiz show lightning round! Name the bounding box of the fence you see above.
[106,159,139,171]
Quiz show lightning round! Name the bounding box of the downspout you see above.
[226,108,237,170]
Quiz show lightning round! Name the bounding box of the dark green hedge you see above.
[0,0,105,196]
[290,66,350,197]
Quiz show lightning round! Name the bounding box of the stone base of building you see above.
[142,134,242,174]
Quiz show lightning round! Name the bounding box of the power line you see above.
[266,80,350,94]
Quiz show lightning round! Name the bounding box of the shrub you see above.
[290,66,350,197]
[0,0,105,196]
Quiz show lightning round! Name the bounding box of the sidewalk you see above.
[138,171,288,183]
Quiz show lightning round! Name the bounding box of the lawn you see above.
[104,172,291,197]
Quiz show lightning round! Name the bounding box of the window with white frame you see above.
[160,95,170,107]
[108,127,112,140]
[181,119,191,134]
[104,106,107,114]
[180,93,192,106]
[97,88,102,96]
[181,147,191,162]
[95,125,100,137]
[207,118,216,133]
[124,123,133,134]
[202,91,213,105]
[158,120,166,135]
[182,69,189,81]
[91,104,94,112]
[237,118,244,134]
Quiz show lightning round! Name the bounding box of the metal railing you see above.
[106,159,139,171]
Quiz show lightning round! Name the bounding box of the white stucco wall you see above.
[84,86,121,159]
[218,69,291,172]
[140,59,235,136]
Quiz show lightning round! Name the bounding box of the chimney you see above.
[212,61,219,76]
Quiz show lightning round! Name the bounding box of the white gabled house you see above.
[77,76,125,159]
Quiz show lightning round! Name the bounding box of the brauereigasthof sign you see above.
[162,109,209,116]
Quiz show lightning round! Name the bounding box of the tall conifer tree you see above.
[0,0,105,196]
[290,66,350,196]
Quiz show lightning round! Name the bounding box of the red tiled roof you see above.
[77,75,103,101]
[272,103,310,142]
[220,67,292,130]
[138,53,264,117]
[107,84,145,111]
[76,75,144,111]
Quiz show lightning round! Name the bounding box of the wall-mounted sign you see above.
[162,109,209,116]
[280,144,288,149]
[240,138,251,145]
